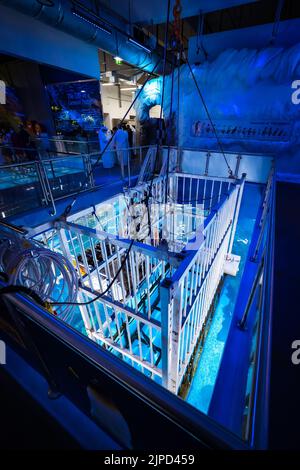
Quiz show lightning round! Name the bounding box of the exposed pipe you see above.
[0,0,162,73]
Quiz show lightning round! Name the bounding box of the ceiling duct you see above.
[0,0,162,73]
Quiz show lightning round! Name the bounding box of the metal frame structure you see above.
[0,164,277,449]
[0,142,273,218]
[30,167,245,394]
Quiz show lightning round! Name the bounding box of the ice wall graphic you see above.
[135,44,300,173]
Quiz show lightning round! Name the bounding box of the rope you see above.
[144,0,172,240]
[49,0,173,308]
[50,239,134,307]
[182,50,234,178]
[61,56,162,218]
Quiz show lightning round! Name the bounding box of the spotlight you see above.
[114,56,123,65]
[128,37,151,54]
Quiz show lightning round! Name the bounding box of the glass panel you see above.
[0,162,45,217]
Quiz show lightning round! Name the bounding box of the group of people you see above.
[0,120,49,164]
[0,119,137,175]
[98,123,136,177]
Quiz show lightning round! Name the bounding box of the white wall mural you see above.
[135,44,300,174]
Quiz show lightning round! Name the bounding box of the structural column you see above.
[161,278,182,394]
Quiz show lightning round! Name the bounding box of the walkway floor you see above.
[9,177,130,228]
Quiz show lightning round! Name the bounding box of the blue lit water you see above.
[186,183,263,413]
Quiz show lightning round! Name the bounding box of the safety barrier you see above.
[0,144,270,218]
[31,170,245,393]
[239,168,275,447]
[0,146,149,218]
[160,174,244,393]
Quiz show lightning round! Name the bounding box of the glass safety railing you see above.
[0,160,46,218]
[0,145,151,218]
[239,168,275,448]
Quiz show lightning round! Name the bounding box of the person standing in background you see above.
[98,126,115,169]
[130,124,137,155]
[12,123,33,161]
[0,127,13,163]
[113,124,129,180]
[34,123,50,158]
[126,124,133,149]
[76,126,88,154]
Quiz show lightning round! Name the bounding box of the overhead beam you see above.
[0,5,100,78]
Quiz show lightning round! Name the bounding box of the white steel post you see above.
[78,292,93,339]
[169,283,182,394]
[160,279,171,389]
[160,278,182,393]
[57,227,73,260]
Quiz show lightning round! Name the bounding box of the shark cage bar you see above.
[26,169,245,394]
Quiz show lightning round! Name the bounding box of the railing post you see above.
[259,166,274,229]
[176,147,181,172]
[227,173,246,255]
[205,152,210,176]
[57,227,72,259]
[78,291,94,339]
[40,160,57,216]
[89,154,95,188]
[128,150,131,187]
[160,279,171,390]
[238,255,264,330]
[84,154,94,189]
[35,161,48,207]
[161,278,182,394]
[251,168,274,262]
[234,154,242,178]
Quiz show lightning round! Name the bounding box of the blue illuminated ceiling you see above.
[99,0,258,25]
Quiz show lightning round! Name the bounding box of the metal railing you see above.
[160,174,245,393]
[0,144,273,219]
[43,137,100,155]
[0,278,249,449]
[55,217,168,381]
[238,167,275,447]
[0,145,150,218]
[0,147,277,448]
[176,147,274,183]
[30,170,245,393]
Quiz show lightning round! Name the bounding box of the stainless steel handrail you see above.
[241,169,276,448]
[250,171,275,449]
[0,147,148,217]
[0,220,28,234]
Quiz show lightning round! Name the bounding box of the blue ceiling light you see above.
[72,7,112,35]
[128,37,151,54]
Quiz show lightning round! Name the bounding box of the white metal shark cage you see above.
[29,156,245,395]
